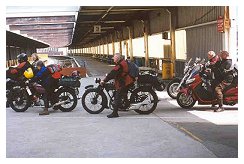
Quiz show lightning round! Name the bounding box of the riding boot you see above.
[107,107,119,118]
[39,108,49,115]
[214,99,224,112]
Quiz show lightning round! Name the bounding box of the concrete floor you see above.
[6,56,238,158]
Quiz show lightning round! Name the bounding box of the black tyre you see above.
[176,92,196,109]
[81,88,106,114]
[9,87,30,112]
[56,88,77,112]
[131,87,158,114]
[167,78,181,99]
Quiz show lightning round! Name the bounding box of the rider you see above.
[9,53,33,80]
[100,53,135,118]
[30,60,58,115]
[206,50,220,106]
[207,51,219,66]
[209,50,233,112]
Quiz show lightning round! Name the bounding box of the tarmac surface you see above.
[6,55,238,158]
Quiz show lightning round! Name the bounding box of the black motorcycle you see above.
[6,76,80,112]
[81,78,158,114]
[138,67,166,92]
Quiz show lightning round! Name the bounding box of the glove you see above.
[100,80,105,86]
[205,61,210,67]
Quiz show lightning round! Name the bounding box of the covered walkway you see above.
[6,6,238,158]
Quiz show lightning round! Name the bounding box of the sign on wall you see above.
[94,25,101,33]
[217,16,224,33]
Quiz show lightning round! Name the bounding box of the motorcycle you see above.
[138,67,166,91]
[81,78,158,114]
[176,64,238,109]
[166,57,204,99]
[6,76,80,112]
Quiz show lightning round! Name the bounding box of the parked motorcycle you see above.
[7,76,80,112]
[138,67,166,91]
[167,58,204,99]
[81,78,158,114]
[176,64,238,109]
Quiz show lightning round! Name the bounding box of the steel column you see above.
[128,26,134,61]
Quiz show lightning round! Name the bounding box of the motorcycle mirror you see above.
[95,78,101,83]
[186,58,192,65]
[201,59,205,63]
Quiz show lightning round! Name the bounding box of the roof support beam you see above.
[79,8,163,13]
[9,23,74,31]
[20,29,73,35]
[6,16,75,25]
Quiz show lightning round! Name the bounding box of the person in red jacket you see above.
[9,53,33,80]
[100,53,135,118]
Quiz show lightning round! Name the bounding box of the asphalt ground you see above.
[6,55,238,158]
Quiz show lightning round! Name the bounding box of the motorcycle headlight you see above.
[185,78,195,85]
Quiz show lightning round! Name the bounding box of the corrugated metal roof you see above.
[6,6,79,47]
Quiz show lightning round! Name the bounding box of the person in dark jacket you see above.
[100,53,135,118]
[9,53,33,80]
[30,60,58,115]
[210,51,233,112]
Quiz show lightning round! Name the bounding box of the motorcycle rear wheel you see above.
[131,87,158,114]
[56,88,77,112]
[176,92,196,109]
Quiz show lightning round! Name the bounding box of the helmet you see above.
[36,60,45,68]
[220,51,229,59]
[17,53,28,63]
[24,67,34,79]
[208,51,216,60]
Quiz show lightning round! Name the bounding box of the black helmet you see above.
[17,53,28,63]
[36,60,45,68]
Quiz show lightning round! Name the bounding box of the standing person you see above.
[100,53,135,118]
[31,53,40,75]
[30,60,58,115]
[210,51,233,112]
[31,53,39,67]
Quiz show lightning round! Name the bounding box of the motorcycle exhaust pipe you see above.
[53,100,70,107]
[128,99,151,110]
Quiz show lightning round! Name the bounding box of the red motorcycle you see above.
[176,66,238,109]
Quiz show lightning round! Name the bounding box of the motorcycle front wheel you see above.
[130,87,158,114]
[167,78,181,99]
[81,88,106,114]
[9,87,31,112]
[176,92,196,109]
